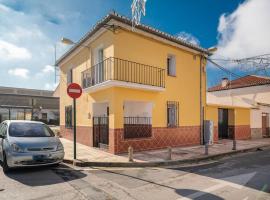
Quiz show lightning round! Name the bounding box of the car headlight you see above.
[56,143,64,151]
[11,143,25,153]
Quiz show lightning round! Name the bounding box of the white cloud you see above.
[214,0,270,59]
[8,68,29,79]
[42,65,55,73]
[0,40,31,60]
[176,32,200,46]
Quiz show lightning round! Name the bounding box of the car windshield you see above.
[9,123,55,137]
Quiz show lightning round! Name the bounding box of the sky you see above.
[0,0,269,90]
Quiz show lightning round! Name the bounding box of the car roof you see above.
[3,120,44,125]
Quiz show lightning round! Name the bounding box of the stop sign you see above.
[67,83,82,99]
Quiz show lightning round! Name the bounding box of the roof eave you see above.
[56,12,210,66]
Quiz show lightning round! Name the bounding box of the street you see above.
[1,149,270,200]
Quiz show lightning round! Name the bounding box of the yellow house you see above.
[56,12,211,154]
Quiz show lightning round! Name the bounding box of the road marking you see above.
[214,172,256,189]
[177,172,256,200]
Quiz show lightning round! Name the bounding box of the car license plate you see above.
[33,155,47,161]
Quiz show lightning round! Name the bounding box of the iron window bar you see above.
[167,101,179,128]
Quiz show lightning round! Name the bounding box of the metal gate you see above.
[262,113,269,137]
[93,117,109,148]
[218,109,229,139]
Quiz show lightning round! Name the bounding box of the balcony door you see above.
[94,48,104,84]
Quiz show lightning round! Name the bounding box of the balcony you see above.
[82,57,165,93]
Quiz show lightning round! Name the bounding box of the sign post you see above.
[67,83,82,160]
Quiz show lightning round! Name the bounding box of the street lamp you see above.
[61,37,75,45]
[61,37,90,50]
[208,46,218,54]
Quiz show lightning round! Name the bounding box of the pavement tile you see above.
[60,138,270,163]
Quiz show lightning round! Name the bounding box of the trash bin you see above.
[204,120,214,145]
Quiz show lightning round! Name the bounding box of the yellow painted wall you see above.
[112,29,206,128]
[59,31,115,127]
[205,104,250,127]
[59,28,207,129]
[234,108,250,125]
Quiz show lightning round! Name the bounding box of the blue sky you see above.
[0,0,269,90]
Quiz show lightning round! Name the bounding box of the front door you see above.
[93,116,109,148]
[218,109,229,139]
[262,113,269,137]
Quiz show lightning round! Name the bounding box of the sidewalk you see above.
[60,138,270,166]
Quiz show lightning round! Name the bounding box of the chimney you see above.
[221,77,229,87]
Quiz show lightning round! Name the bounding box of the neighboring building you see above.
[57,12,211,154]
[207,75,270,139]
[0,86,59,125]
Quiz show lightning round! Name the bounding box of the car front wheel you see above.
[2,152,10,173]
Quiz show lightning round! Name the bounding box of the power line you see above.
[207,58,269,88]
[207,58,242,78]
[209,53,270,77]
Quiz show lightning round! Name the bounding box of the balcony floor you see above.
[82,80,165,93]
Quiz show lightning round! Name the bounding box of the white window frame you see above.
[167,55,176,76]
[67,68,73,84]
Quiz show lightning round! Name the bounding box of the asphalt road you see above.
[1,148,270,200]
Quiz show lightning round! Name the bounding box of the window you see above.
[67,69,73,84]
[167,55,176,76]
[65,105,72,128]
[167,101,179,127]
[9,123,55,137]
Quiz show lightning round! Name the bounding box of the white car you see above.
[0,120,64,173]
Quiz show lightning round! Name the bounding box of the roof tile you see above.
[208,75,270,92]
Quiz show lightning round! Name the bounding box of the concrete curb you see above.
[63,144,270,168]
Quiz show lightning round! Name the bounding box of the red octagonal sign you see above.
[67,83,82,99]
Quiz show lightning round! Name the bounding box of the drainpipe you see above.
[200,55,204,145]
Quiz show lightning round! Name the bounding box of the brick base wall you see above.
[214,126,218,142]
[60,124,251,154]
[234,125,251,140]
[111,126,201,154]
[213,125,251,141]
[60,125,93,146]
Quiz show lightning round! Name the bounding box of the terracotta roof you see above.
[56,12,210,65]
[208,75,270,92]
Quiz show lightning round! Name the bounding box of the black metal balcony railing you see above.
[124,117,152,139]
[82,57,165,89]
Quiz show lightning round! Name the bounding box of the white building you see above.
[207,75,270,139]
